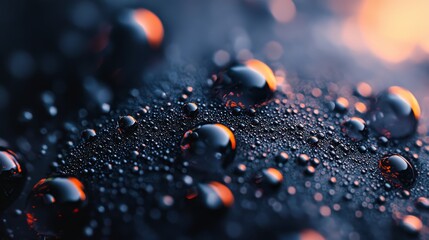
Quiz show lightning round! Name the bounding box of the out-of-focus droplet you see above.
[183,102,198,118]
[399,215,422,235]
[341,117,367,141]
[132,9,164,48]
[370,86,420,138]
[378,154,416,188]
[188,181,234,210]
[180,123,236,172]
[254,168,283,189]
[0,147,25,210]
[269,0,296,24]
[81,129,96,141]
[415,197,429,210]
[118,115,137,133]
[355,82,372,98]
[26,177,88,238]
[212,59,276,108]
[330,97,349,113]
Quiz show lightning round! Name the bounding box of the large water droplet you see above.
[212,59,276,107]
[26,177,88,238]
[341,117,367,141]
[370,86,420,138]
[0,147,25,210]
[378,154,416,188]
[180,123,236,172]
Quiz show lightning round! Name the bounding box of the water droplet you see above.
[275,152,289,163]
[188,181,234,210]
[254,168,283,189]
[297,154,310,165]
[212,59,276,107]
[378,154,416,188]
[118,115,137,133]
[26,177,88,238]
[341,117,367,141]
[399,215,422,235]
[183,102,198,118]
[80,129,96,141]
[180,123,236,172]
[0,147,25,210]
[370,86,420,138]
[330,97,349,113]
[415,197,429,210]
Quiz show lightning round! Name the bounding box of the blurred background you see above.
[1,0,429,143]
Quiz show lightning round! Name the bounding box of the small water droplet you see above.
[188,181,234,210]
[212,59,276,107]
[80,129,96,141]
[183,102,198,118]
[341,117,367,141]
[180,123,236,172]
[254,168,283,189]
[118,115,137,133]
[378,154,416,188]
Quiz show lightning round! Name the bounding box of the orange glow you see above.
[266,168,283,182]
[388,86,421,119]
[336,97,349,108]
[356,82,372,98]
[300,229,325,240]
[215,124,236,150]
[133,9,164,48]
[354,102,367,113]
[269,0,296,23]
[209,182,234,207]
[402,215,423,231]
[68,177,87,201]
[245,59,277,91]
[342,0,429,63]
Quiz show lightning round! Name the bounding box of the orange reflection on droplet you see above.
[266,168,284,182]
[209,182,234,207]
[68,177,87,201]
[133,9,164,48]
[214,124,236,150]
[269,0,296,23]
[388,86,421,119]
[245,59,277,91]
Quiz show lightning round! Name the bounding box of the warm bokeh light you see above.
[341,0,429,63]
[133,9,164,48]
[269,0,296,23]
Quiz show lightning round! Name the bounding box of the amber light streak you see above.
[245,59,277,91]
[214,123,236,150]
[133,9,164,48]
[341,0,429,63]
[209,182,234,207]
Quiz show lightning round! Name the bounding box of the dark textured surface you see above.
[1,1,429,239]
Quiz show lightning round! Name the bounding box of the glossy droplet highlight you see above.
[341,117,367,141]
[0,147,25,210]
[399,215,422,235]
[26,177,88,238]
[378,154,416,188]
[180,123,236,172]
[370,86,420,138]
[133,9,164,48]
[183,102,198,118]
[212,59,276,107]
[118,115,137,133]
[189,181,234,210]
[254,168,283,189]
